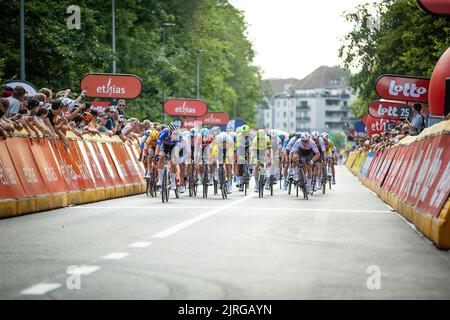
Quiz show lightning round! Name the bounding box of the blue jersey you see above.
[157,128,181,147]
[284,136,298,152]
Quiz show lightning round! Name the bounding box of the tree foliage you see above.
[339,0,450,118]
[0,0,262,125]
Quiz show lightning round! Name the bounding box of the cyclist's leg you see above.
[156,147,167,186]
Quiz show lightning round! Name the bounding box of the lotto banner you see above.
[360,151,375,178]
[0,139,26,199]
[374,147,397,186]
[93,142,124,186]
[4,137,49,197]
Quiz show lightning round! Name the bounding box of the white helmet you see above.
[312,131,320,140]
[268,129,277,138]
[301,132,310,141]
[216,132,228,144]
[321,132,329,140]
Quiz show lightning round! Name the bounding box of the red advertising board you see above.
[418,0,450,16]
[80,73,142,99]
[375,75,430,103]
[197,112,230,126]
[4,137,49,197]
[28,139,68,193]
[164,99,208,117]
[365,114,390,137]
[0,140,26,199]
[368,101,413,120]
[95,142,124,186]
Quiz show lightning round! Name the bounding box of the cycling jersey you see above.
[324,139,336,154]
[157,128,181,147]
[284,136,298,152]
[210,135,234,164]
[313,137,326,154]
[291,138,319,154]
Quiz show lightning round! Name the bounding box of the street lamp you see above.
[162,22,175,123]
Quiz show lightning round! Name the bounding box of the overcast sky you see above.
[229,0,379,80]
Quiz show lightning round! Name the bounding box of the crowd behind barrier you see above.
[345,119,450,249]
[0,84,151,218]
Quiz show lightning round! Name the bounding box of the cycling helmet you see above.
[211,126,221,136]
[268,129,277,138]
[311,131,320,140]
[150,130,159,140]
[145,130,152,136]
[189,128,198,136]
[200,128,210,137]
[235,126,242,134]
[241,125,250,133]
[278,132,286,140]
[301,132,310,141]
[321,132,329,140]
[168,122,180,132]
[256,129,266,138]
[295,132,302,139]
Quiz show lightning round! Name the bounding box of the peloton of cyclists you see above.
[138,123,339,198]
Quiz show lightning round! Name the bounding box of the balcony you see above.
[296,117,311,123]
[296,105,310,111]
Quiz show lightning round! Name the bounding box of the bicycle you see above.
[218,162,228,199]
[254,160,266,198]
[160,155,179,203]
[201,157,209,198]
[293,158,309,200]
[146,156,158,197]
[188,157,198,197]
[240,150,250,196]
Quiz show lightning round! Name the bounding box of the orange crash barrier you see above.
[347,119,450,249]
[0,132,146,218]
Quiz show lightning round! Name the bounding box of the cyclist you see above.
[284,132,301,186]
[183,128,200,193]
[139,129,152,177]
[266,129,281,190]
[155,122,182,190]
[250,129,272,193]
[142,129,160,181]
[311,131,326,190]
[278,131,288,190]
[290,132,320,194]
[235,124,252,192]
[210,132,234,194]
[196,128,215,185]
[322,132,337,185]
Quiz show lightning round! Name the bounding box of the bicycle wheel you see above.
[162,167,168,203]
[270,176,274,196]
[214,177,218,195]
[300,168,308,200]
[146,177,150,196]
[322,168,326,194]
[203,164,208,198]
[188,166,194,197]
[259,174,265,198]
[219,165,227,199]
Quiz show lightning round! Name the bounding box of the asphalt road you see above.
[0,165,449,299]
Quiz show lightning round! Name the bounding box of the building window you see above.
[283,112,286,118]
[325,99,340,106]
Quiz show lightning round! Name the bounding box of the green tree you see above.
[0,0,262,125]
[339,0,450,118]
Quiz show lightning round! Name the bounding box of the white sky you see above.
[229,0,379,80]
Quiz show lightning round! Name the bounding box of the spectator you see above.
[404,103,425,136]
[4,86,27,118]
[117,99,126,116]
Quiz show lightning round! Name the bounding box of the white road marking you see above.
[102,252,129,260]
[20,283,61,295]
[152,194,256,238]
[129,241,152,248]
[66,265,100,275]
[70,206,390,213]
